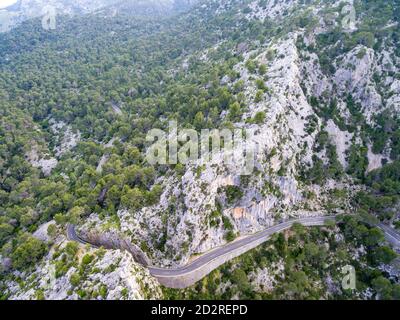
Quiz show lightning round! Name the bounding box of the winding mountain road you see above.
[147,216,335,277]
[68,216,334,287]
[67,224,98,248]
[378,223,400,248]
[67,216,400,288]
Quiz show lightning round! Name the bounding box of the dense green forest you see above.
[0,0,400,300]
[0,1,259,271]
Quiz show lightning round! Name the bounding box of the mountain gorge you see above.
[0,0,400,300]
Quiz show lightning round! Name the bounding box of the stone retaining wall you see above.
[77,229,150,266]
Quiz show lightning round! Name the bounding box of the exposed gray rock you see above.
[78,228,151,267]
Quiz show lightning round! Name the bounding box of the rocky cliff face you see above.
[2,0,399,299]
[107,0,400,267]
[77,223,151,266]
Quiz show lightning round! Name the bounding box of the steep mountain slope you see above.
[1,0,400,300]
[114,0,400,267]
[0,0,198,32]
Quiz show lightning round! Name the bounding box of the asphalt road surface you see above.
[147,216,335,277]
[378,223,400,248]
[66,217,336,277]
[67,217,400,279]
[67,224,98,248]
